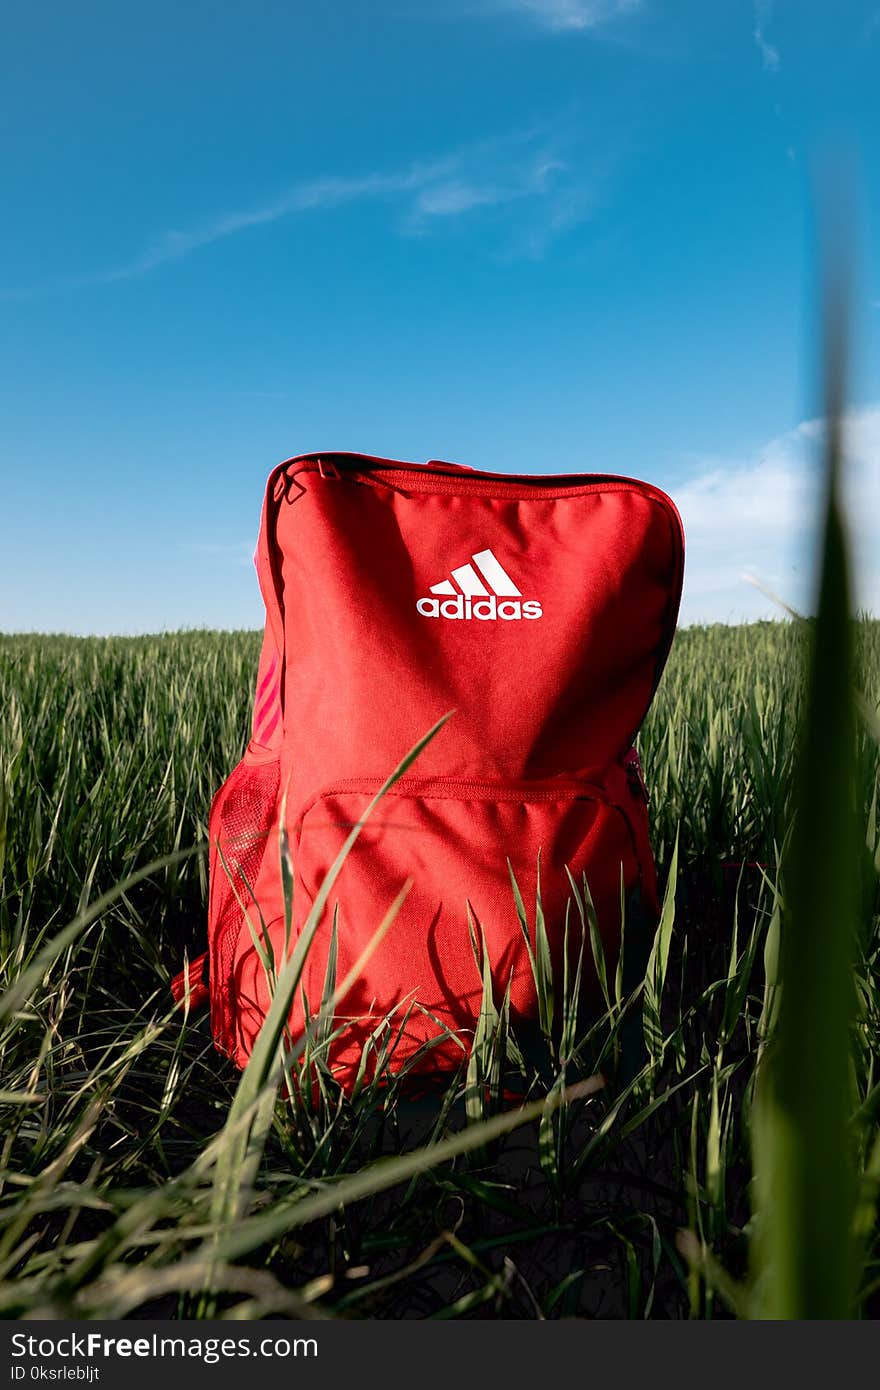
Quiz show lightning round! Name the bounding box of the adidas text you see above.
[416,595,542,620]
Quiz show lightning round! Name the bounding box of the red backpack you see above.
[176,452,684,1085]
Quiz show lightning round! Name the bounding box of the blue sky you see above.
[2,0,879,632]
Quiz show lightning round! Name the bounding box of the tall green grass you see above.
[1,587,879,1316]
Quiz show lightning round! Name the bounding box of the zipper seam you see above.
[352,476,651,501]
[283,459,672,504]
[280,450,672,493]
[295,775,627,825]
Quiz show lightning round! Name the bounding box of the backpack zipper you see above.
[299,454,665,504]
[298,773,621,814]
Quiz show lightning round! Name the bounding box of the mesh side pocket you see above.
[208,755,281,1055]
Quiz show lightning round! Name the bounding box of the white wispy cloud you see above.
[753,0,780,71]
[405,149,568,230]
[4,126,593,299]
[676,406,880,625]
[4,166,438,298]
[488,0,642,31]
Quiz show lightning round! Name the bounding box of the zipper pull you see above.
[316,456,341,480]
[624,746,650,804]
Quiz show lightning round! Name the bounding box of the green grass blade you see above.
[643,828,679,1064]
[749,246,859,1320]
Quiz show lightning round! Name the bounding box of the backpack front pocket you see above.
[231,775,644,1080]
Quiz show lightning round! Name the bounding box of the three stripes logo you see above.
[253,653,281,744]
[416,548,543,622]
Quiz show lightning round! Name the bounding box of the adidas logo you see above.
[416,548,543,621]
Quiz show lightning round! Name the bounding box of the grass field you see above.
[1,606,877,1320]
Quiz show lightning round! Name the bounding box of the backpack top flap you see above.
[254,452,684,804]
